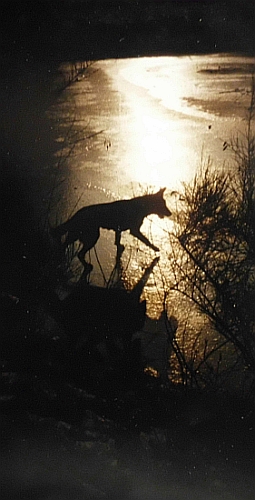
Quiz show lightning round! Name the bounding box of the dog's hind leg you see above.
[78,227,100,272]
[78,246,93,277]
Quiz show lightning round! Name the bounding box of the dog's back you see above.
[98,190,170,231]
[55,188,170,235]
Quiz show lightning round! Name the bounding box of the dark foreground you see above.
[1,158,255,500]
[1,398,255,500]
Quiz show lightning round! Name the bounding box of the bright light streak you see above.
[125,99,193,190]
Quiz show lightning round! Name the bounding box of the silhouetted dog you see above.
[51,188,171,269]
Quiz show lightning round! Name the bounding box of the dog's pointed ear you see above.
[158,187,166,196]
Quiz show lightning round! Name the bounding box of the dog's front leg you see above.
[115,230,125,255]
[130,228,159,252]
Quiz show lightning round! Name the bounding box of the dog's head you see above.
[152,188,171,218]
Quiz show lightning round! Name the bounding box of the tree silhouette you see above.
[168,81,255,389]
